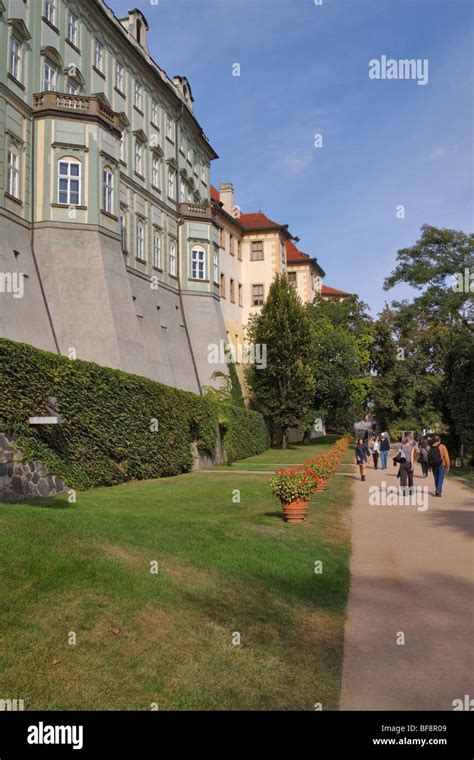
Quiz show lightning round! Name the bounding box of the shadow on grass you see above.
[9,495,74,510]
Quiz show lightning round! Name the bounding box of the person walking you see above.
[355,437,368,481]
[418,441,429,478]
[372,436,380,470]
[428,436,450,496]
[380,432,390,470]
[398,436,415,493]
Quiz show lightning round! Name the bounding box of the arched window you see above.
[7,144,20,199]
[58,158,81,205]
[191,245,206,280]
[103,167,114,214]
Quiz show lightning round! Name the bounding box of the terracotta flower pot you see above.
[282,499,309,523]
[316,480,327,491]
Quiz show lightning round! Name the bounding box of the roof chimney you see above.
[219,183,234,215]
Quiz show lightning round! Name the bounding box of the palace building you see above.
[0,0,347,395]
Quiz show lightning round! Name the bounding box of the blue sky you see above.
[109,0,473,315]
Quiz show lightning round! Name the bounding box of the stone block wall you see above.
[0,433,68,503]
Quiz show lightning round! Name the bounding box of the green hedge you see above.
[0,338,268,490]
[224,407,270,463]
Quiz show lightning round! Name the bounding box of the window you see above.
[115,61,124,92]
[213,248,219,283]
[220,273,225,299]
[229,234,234,256]
[136,221,145,260]
[230,278,235,303]
[166,114,173,140]
[134,81,143,111]
[251,240,264,261]
[94,40,104,72]
[103,168,113,214]
[252,284,264,306]
[135,141,143,175]
[191,246,205,280]
[179,177,186,204]
[58,159,81,205]
[119,132,125,162]
[151,100,158,126]
[153,231,161,269]
[43,61,57,91]
[187,146,193,164]
[152,157,160,188]
[169,240,177,276]
[7,146,20,199]
[120,213,127,251]
[9,37,21,81]
[238,241,242,261]
[219,228,225,248]
[44,0,56,25]
[167,168,176,199]
[201,164,207,183]
[288,271,297,286]
[238,283,242,306]
[67,12,78,46]
[66,80,79,95]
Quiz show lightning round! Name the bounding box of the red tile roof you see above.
[321,285,350,296]
[239,212,288,234]
[210,185,220,202]
[286,240,310,263]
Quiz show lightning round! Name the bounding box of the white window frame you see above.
[7,146,20,199]
[136,221,145,260]
[151,100,158,127]
[94,39,104,72]
[152,156,160,188]
[43,61,57,92]
[120,213,127,252]
[45,0,56,26]
[213,249,219,284]
[167,168,175,199]
[134,81,143,111]
[119,132,126,163]
[179,177,186,204]
[153,230,162,269]
[115,61,124,92]
[9,36,21,81]
[169,240,177,276]
[67,12,78,46]
[166,114,173,141]
[58,159,81,206]
[191,246,205,280]
[135,141,143,175]
[66,80,79,95]
[103,168,114,214]
[252,284,264,307]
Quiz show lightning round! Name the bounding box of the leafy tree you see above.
[384,224,474,329]
[309,295,373,429]
[245,274,316,448]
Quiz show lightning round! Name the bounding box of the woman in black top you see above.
[355,437,368,481]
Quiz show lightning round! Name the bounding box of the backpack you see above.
[428,445,443,467]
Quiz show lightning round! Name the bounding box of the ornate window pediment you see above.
[133,128,148,144]
[8,18,31,42]
[40,45,63,68]
[166,157,178,171]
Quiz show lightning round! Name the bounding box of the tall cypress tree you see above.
[246,274,316,448]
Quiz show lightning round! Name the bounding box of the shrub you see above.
[0,338,268,490]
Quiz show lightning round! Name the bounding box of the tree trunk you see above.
[281,427,288,449]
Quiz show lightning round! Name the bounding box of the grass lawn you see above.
[448,466,474,483]
[0,437,354,711]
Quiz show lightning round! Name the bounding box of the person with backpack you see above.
[398,436,415,493]
[355,437,369,481]
[418,441,429,478]
[428,436,450,496]
[380,432,390,470]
